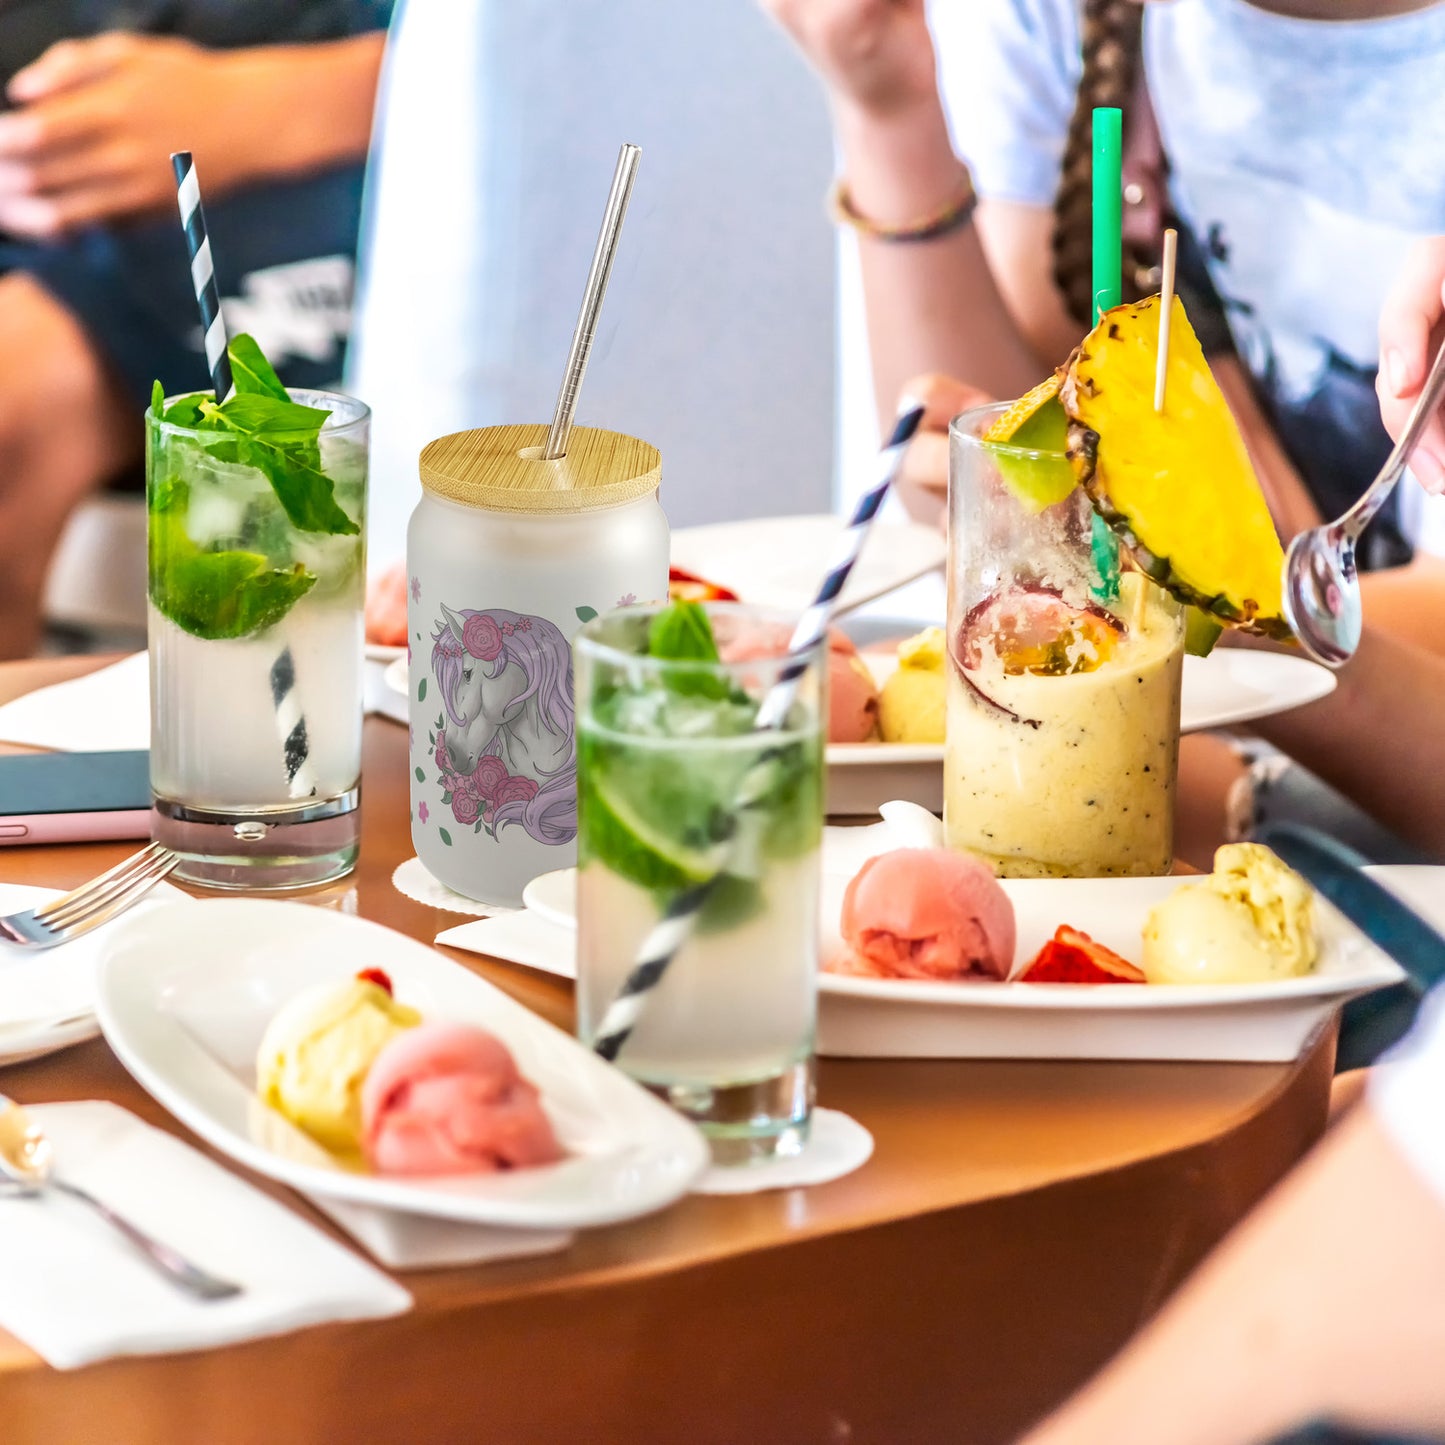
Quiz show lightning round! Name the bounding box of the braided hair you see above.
[1051,0,1150,325]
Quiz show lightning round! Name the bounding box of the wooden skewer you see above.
[1153,228,1179,414]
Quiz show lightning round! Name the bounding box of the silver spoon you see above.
[1283,337,1445,667]
[0,1095,243,1302]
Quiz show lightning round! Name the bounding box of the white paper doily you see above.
[390,856,519,917]
[691,1108,873,1195]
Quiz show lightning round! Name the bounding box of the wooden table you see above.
[0,656,1336,1445]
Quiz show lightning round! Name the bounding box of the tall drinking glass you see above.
[147,390,368,889]
[947,403,1184,878]
[573,605,824,1164]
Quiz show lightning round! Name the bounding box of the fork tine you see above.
[44,854,180,942]
[34,844,170,929]
[32,843,168,928]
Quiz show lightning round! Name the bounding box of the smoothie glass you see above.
[573,604,824,1164]
[946,403,1184,878]
[147,390,368,889]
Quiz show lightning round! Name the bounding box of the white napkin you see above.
[0,653,149,752]
[306,1193,572,1270]
[0,1102,410,1369]
[0,882,187,1032]
[436,911,576,979]
[392,856,516,917]
[691,1109,873,1195]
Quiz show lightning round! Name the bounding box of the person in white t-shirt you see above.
[762,0,1445,639]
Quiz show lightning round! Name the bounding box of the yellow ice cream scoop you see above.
[878,627,946,744]
[256,974,421,1153]
[1142,843,1318,984]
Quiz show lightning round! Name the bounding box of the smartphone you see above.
[0,750,152,845]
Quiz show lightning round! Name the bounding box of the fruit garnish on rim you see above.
[980,376,1077,514]
[1059,295,1291,641]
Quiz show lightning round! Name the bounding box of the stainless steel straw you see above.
[542,143,642,460]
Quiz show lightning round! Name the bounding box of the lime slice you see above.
[982,376,1078,514]
[580,770,728,894]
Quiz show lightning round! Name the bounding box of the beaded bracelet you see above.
[827,174,978,244]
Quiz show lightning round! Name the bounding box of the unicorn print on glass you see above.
[407,423,668,906]
[426,606,577,848]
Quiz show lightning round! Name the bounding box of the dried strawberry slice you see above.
[355,967,395,996]
[1020,926,1145,984]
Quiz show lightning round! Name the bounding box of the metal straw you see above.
[542,143,642,460]
[591,401,927,1062]
[170,151,317,801]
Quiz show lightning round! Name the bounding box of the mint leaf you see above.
[200,394,331,442]
[648,602,719,663]
[161,393,207,428]
[228,333,289,401]
[243,440,359,535]
[150,380,164,417]
[148,503,316,640]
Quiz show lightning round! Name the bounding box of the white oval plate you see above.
[365,642,404,664]
[95,898,709,1228]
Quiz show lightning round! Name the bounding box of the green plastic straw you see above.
[1090,106,1123,592]
[1091,107,1123,323]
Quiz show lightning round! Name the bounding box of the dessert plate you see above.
[816,869,1409,1063]
[518,846,1418,1065]
[365,641,404,665]
[669,514,947,616]
[95,899,709,1228]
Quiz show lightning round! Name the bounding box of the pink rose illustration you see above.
[471,755,508,799]
[434,733,450,773]
[451,791,481,825]
[462,613,504,661]
[494,774,539,808]
[418,801,430,824]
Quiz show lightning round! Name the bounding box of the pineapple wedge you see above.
[1059,296,1291,639]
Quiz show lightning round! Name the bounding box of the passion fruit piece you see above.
[981,377,1078,514]
[959,585,1123,678]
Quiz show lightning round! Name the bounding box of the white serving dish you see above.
[95,899,709,1228]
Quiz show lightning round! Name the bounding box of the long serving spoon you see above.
[1283,337,1445,667]
[0,1095,243,1302]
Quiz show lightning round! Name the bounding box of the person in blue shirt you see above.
[0,1,392,659]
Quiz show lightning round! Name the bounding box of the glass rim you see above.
[949,398,1066,463]
[147,386,371,441]
[574,600,826,679]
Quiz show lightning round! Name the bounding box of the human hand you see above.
[896,373,995,531]
[0,33,252,240]
[757,0,938,118]
[1377,236,1445,494]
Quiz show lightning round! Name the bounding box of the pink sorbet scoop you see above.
[838,848,1015,981]
[361,1022,563,1176]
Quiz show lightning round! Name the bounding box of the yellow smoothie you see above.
[944,583,1183,878]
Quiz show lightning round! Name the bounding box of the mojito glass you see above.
[947,403,1184,878]
[574,605,824,1164]
[147,389,368,889]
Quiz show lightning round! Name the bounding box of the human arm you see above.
[1020,1101,1445,1445]
[759,1,1053,423]
[1377,235,1445,493]
[0,30,385,240]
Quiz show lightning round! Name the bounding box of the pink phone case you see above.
[0,811,153,846]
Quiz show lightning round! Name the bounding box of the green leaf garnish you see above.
[647,601,719,663]
[150,379,164,417]
[147,501,316,640]
[228,333,289,401]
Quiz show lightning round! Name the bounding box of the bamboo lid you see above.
[418,424,661,514]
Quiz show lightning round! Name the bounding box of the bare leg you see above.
[0,272,139,659]
[1175,731,1246,873]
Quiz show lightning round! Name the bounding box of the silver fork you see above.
[0,844,180,950]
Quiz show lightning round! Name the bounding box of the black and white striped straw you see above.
[591,401,926,1062]
[171,152,232,404]
[170,150,316,800]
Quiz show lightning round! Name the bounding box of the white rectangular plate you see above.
[95,899,709,1228]
[817,872,1407,1063]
